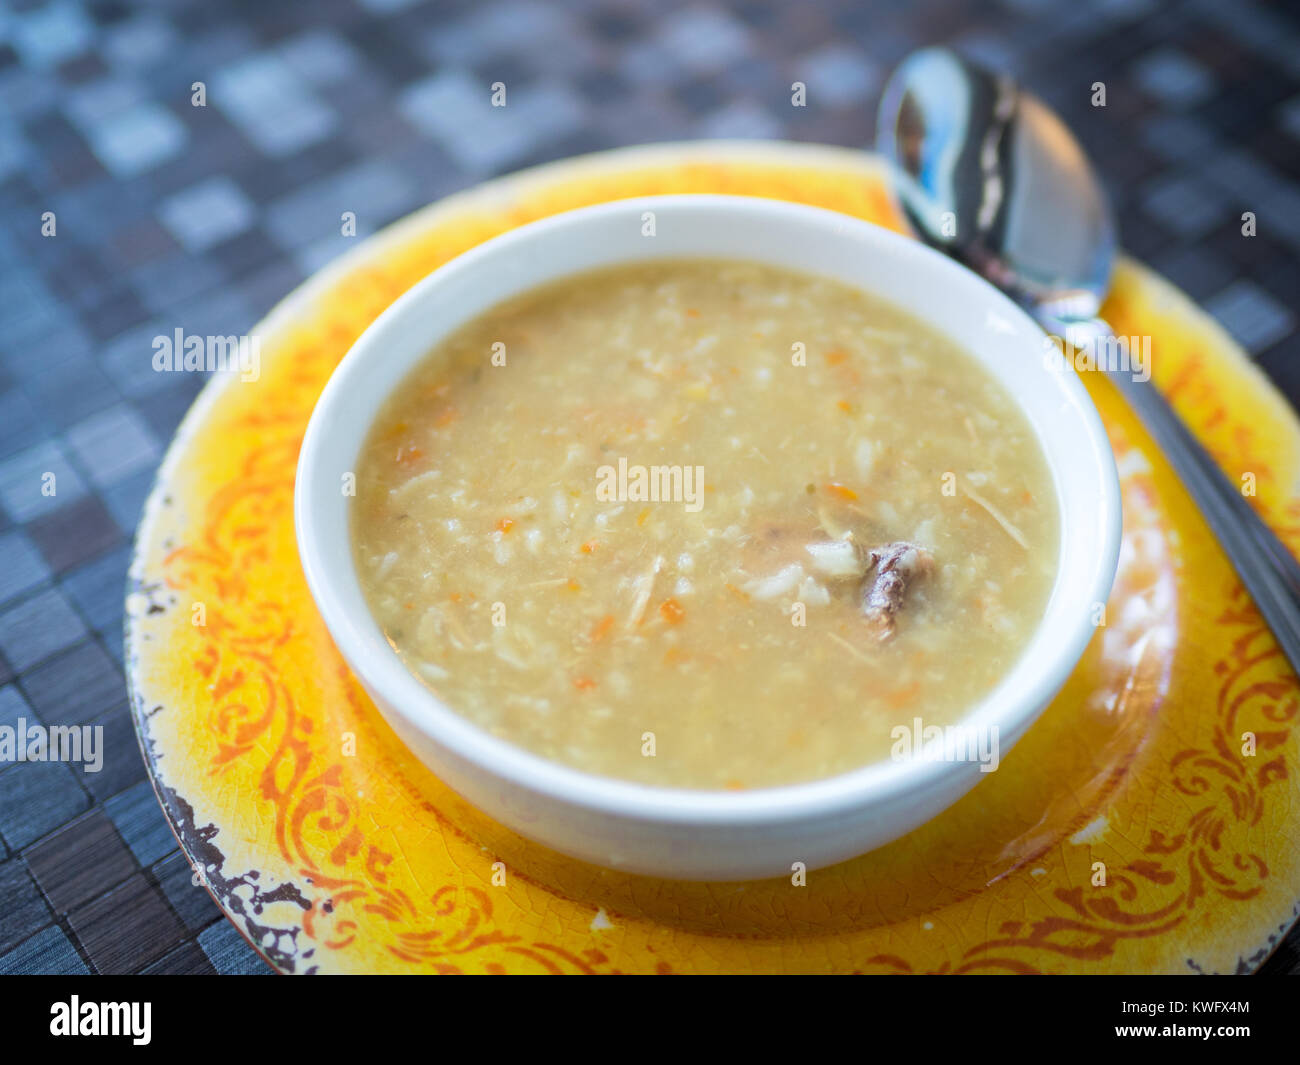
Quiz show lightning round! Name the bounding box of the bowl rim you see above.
[294,192,1122,827]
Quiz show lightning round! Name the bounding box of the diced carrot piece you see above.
[637,508,650,527]
[826,349,849,365]
[580,539,599,554]
[573,676,597,691]
[395,445,423,466]
[884,681,922,709]
[685,308,700,318]
[825,482,858,501]
[724,779,746,790]
[837,400,853,413]
[659,598,686,625]
[495,517,515,533]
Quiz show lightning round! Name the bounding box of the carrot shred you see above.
[395,445,423,466]
[826,348,849,365]
[825,482,858,501]
[589,614,615,642]
[573,676,597,691]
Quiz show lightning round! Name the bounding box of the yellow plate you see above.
[126,142,1300,974]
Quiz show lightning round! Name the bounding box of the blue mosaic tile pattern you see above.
[0,0,1298,976]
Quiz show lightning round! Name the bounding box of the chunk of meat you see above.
[861,541,933,642]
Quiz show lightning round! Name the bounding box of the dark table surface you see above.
[0,0,1298,976]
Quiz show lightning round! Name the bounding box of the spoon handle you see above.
[1086,328,1300,672]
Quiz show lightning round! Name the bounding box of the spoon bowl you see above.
[876,46,1300,680]
[877,46,1116,325]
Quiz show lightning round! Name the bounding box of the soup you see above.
[351,260,1058,789]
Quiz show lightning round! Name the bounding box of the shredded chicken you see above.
[961,484,1029,549]
[625,555,663,630]
[739,520,868,601]
[804,539,866,579]
[861,541,933,642]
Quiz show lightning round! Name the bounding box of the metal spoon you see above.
[877,46,1300,672]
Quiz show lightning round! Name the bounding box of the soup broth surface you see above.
[352,259,1059,789]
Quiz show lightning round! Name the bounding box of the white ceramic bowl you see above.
[295,194,1122,881]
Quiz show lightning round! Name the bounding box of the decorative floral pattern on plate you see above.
[125,143,1300,974]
